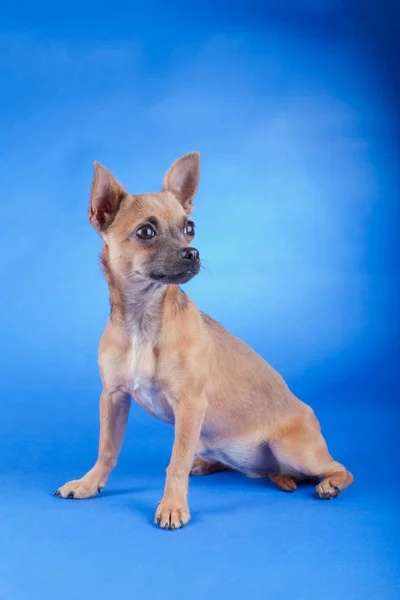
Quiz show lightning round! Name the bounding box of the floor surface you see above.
[1,382,398,600]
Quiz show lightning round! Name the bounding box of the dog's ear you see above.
[163,152,200,214]
[89,162,128,232]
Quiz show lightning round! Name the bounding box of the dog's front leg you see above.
[155,392,206,529]
[55,389,131,499]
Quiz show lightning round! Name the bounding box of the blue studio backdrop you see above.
[0,1,399,599]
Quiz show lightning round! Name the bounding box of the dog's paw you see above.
[54,478,104,500]
[190,457,228,476]
[316,470,352,499]
[190,457,208,476]
[316,478,341,500]
[155,498,190,530]
[270,474,297,492]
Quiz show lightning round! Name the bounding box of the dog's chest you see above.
[131,377,174,423]
[126,335,174,424]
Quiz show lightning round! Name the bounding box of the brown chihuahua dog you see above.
[55,152,353,529]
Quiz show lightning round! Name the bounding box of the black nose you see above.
[179,247,200,263]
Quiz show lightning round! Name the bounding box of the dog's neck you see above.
[100,245,189,345]
[100,245,166,341]
[120,278,166,341]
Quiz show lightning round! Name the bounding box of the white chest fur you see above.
[129,332,154,375]
[128,334,173,424]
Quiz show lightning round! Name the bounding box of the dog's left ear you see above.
[163,152,200,214]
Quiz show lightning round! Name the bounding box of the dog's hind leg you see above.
[190,457,229,476]
[270,412,353,499]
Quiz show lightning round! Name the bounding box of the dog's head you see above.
[89,153,201,285]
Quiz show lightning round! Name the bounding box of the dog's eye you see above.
[185,220,195,237]
[136,225,156,240]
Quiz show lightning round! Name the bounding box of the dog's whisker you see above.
[200,265,212,275]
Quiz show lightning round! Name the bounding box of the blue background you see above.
[0,1,399,598]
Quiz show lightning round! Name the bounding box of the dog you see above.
[55,152,353,529]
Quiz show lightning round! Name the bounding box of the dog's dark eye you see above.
[136,225,156,240]
[185,220,195,237]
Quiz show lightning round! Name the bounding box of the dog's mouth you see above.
[149,266,200,285]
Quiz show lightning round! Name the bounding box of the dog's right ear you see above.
[89,162,128,232]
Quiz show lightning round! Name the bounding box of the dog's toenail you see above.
[67,492,75,499]
[54,490,60,497]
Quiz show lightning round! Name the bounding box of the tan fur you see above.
[55,152,353,528]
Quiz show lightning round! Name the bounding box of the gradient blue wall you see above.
[1,2,398,400]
